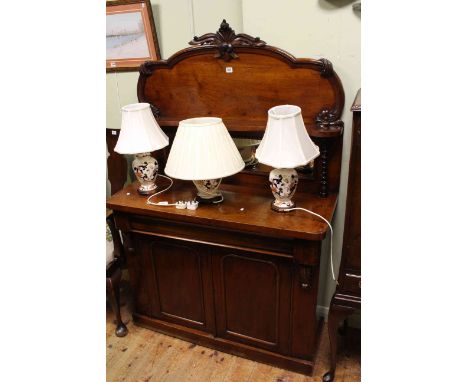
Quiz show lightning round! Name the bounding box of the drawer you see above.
[126,214,295,257]
[341,272,361,294]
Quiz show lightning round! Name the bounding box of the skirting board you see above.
[317,305,329,319]
[317,305,361,329]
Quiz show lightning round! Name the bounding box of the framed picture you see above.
[106,0,161,72]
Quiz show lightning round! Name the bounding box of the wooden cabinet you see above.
[109,189,333,374]
[339,89,361,294]
[107,20,346,375]
[323,89,361,382]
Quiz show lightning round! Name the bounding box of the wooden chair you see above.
[106,210,128,337]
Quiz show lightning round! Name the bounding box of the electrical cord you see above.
[146,175,220,207]
[146,174,174,206]
[212,194,224,204]
[283,207,338,285]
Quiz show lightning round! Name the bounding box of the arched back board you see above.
[137,20,345,197]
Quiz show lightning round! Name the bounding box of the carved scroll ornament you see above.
[318,58,334,78]
[316,109,344,130]
[189,19,266,61]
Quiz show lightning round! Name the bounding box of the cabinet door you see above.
[212,248,292,354]
[134,234,216,333]
[125,232,159,318]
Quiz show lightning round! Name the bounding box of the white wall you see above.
[106,0,361,321]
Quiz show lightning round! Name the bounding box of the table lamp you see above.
[164,117,245,203]
[114,103,169,195]
[256,105,320,212]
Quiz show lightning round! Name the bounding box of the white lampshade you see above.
[165,117,245,180]
[256,105,320,168]
[114,103,169,154]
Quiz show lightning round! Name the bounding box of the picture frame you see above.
[106,0,161,72]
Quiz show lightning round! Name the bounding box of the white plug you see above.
[175,201,187,209]
[187,200,199,210]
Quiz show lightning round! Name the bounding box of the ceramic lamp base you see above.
[137,183,157,195]
[193,179,223,204]
[269,168,299,213]
[271,199,296,212]
[132,153,159,196]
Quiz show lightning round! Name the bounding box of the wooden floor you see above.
[106,305,360,382]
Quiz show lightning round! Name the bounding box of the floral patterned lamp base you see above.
[132,152,159,195]
[193,178,223,204]
[269,168,299,212]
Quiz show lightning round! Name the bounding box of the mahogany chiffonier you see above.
[107,20,346,375]
[323,89,361,382]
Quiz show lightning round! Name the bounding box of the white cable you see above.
[212,194,224,204]
[146,174,174,206]
[284,207,338,285]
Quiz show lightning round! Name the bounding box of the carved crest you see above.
[189,19,266,61]
[316,109,344,131]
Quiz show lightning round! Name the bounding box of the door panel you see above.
[136,234,215,333]
[213,249,292,354]
[125,233,158,317]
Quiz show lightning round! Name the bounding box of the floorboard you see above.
[106,305,360,382]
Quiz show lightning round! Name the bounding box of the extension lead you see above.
[284,207,338,285]
[146,175,199,209]
[154,200,199,210]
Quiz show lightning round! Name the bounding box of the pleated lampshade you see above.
[165,117,245,181]
[256,105,320,169]
[114,103,169,154]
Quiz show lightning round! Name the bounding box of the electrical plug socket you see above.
[187,200,199,210]
[175,201,187,209]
